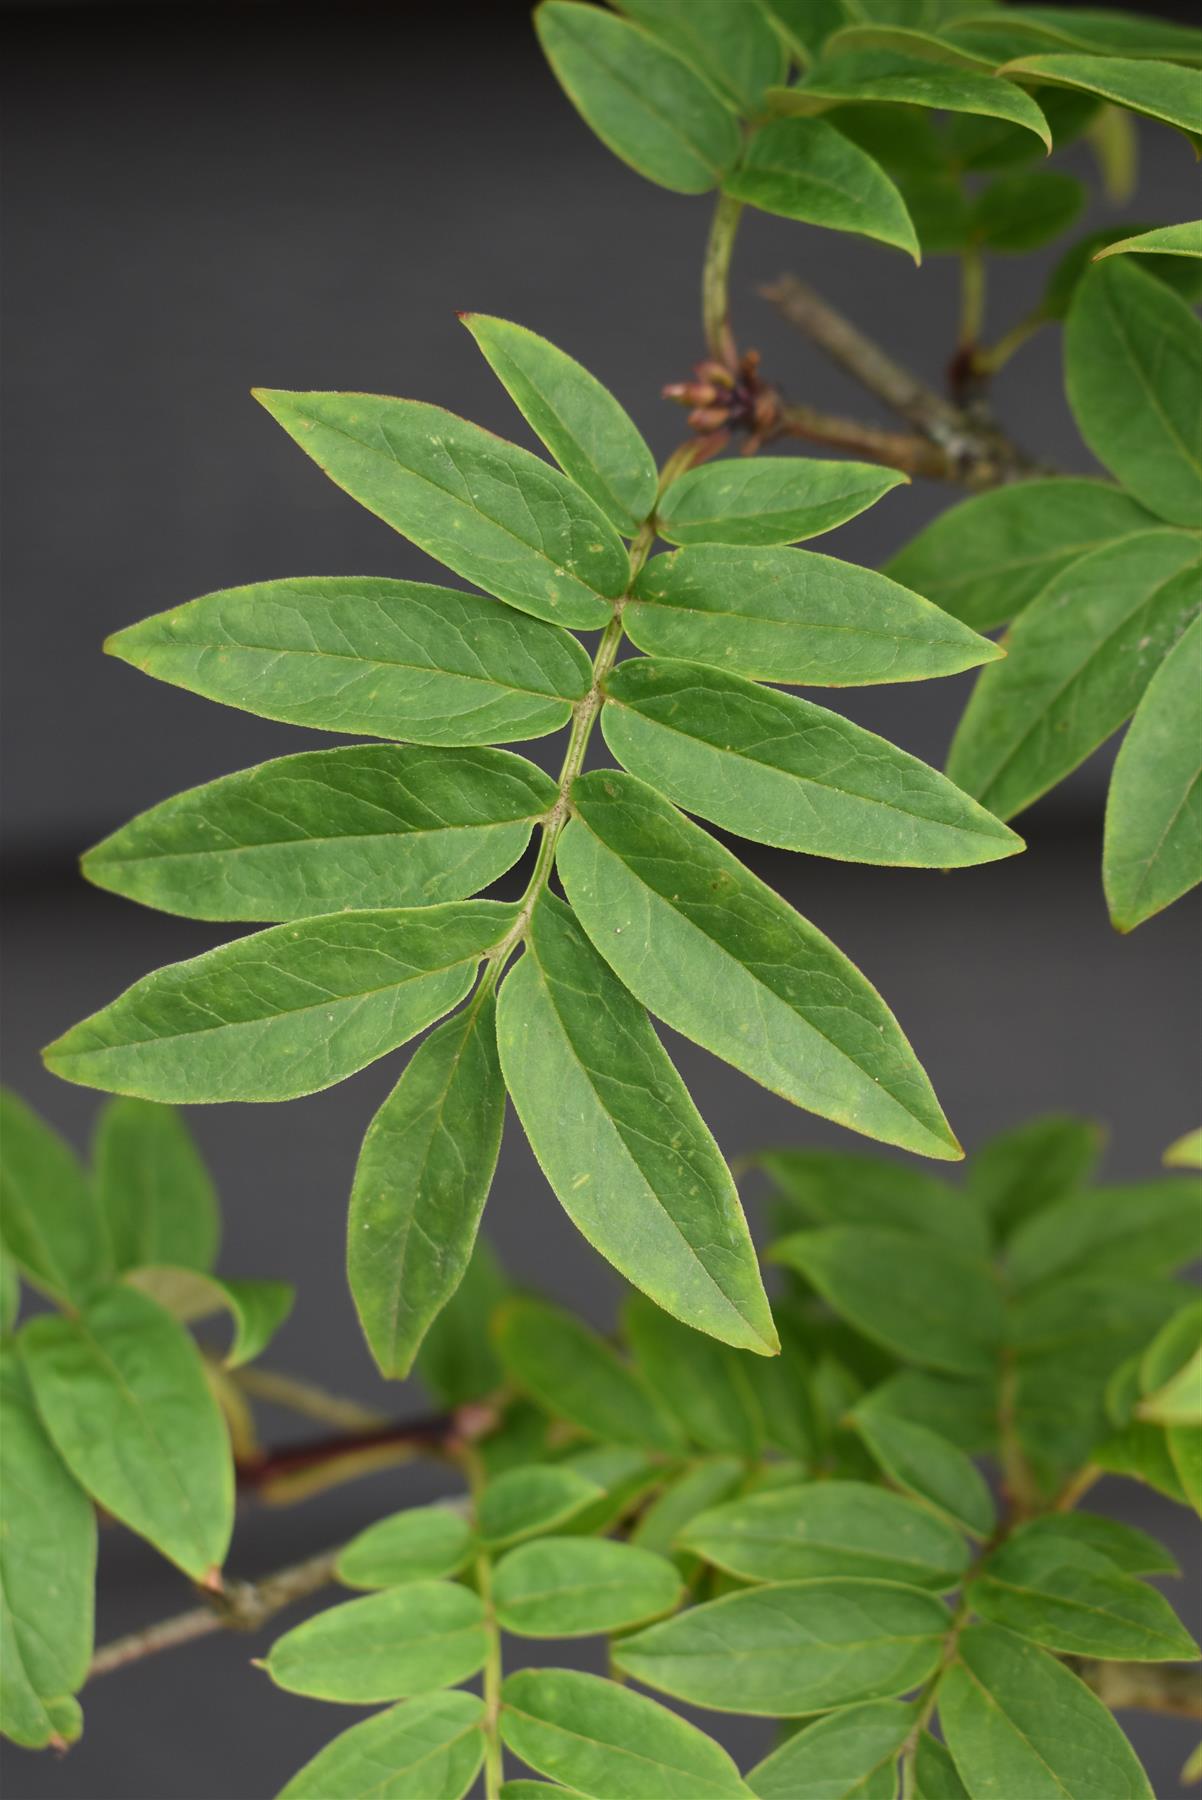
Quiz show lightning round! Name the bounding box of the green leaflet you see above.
[255,390,626,629]
[499,1668,752,1798]
[0,1350,95,1750]
[278,1692,486,1800]
[938,1624,1155,1799]
[84,746,557,921]
[478,1465,605,1549]
[1066,262,1202,528]
[680,1481,969,1588]
[1044,223,1202,320]
[348,994,505,1378]
[971,169,1085,252]
[971,1536,1198,1661]
[337,1506,476,1589]
[950,8,1202,66]
[758,0,847,63]
[746,1699,917,1800]
[946,532,1202,821]
[617,0,785,113]
[614,1578,949,1714]
[462,314,657,537]
[1142,1349,1202,1428]
[1105,613,1202,930]
[965,1112,1102,1240]
[628,543,1002,683]
[43,902,515,1104]
[265,1583,489,1703]
[883,478,1158,634]
[92,1098,219,1273]
[416,1237,508,1407]
[558,772,960,1160]
[774,1227,1003,1376]
[1006,1178,1202,1290]
[534,1,741,194]
[823,23,996,73]
[602,656,1022,867]
[913,1732,968,1800]
[623,1295,764,1458]
[656,456,905,546]
[1011,1513,1179,1578]
[770,53,1052,147]
[497,897,776,1353]
[756,1147,988,1256]
[494,1298,684,1453]
[724,117,919,259]
[851,1407,997,1538]
[1097,221,1202,262]
[0,1092,111,1306]
[1165,1127,1202,1169]
[20,1285,233,1580]
[122,1267,293,1368]
[0,1247,17,1337]
[1001,52,1202,138]
[632,1459,745,1560]
[107,579,591,746]
[492,1535,683,1636]
[858,1369,997,1456]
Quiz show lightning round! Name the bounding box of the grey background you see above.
[3,2,1200,1795]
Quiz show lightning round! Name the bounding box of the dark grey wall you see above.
[3,4,1200,1797]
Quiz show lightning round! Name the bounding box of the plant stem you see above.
[973,311,1046,377]
[958,248,986,350]
[477,1548,505,1800]
[232,1365,390,1432]
[898,1594,972,1799]
[702,192,744,366]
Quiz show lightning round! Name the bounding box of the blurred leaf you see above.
[972,1535,1197,1660]
[255,389,625,629]
[265,1583,488,1703]
[21,1286,233,1580]
[337,1506,476,1589]
[971,169,1084,252]
[0,1092,110,1307]
[771,53,1051,146]
[1097,221,1202,263]
[278,1692,485,1800]
[492,1536,682,1636]
[92,1099,219,1275]
[416,1238,508,1409]
[478,1465,604,1548]
[657,455,905,546]
[1000,52,1202,139]
[494,1297,684,1452]
[124,1267,293,1368]
[1165,1129,1202,1170]
[755,1148,986,1255]
[757,0,849,65]
[913,1732,968,1799]
[632,1458,745,1559]
[624,1296,764,1457]
[1002,1512,1179,1578]
[1006,1177,1202,1290]
[864,1368,997,1453]
[746,1699,915,1800]
[851,1406,996,1537]
[965,1113,1102,1240]
[724,117,919,258]
[535,1,741,194]
[618,0,787,112]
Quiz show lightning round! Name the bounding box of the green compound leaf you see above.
[851,1407,997,1538]
[602,656,1022,867]
[84,746,557,922]
[497,897,776,1354]
[1097,221,1202,262]
[680,1481,970,1588]
[0,1349,95,1750]
[107,579,591,747]
[124,1267,293,1368]
[1010,1513,1179,1579]
[462,314,657,538]
[1006,1177,1202,1290]
[0,1091,111,1307]
[971,168,1084,252]
[966,1112,1102,1240]
[623,1294,763,1458]
[724,117,919,260]
[1001,52,1202,138]
[746,1699,916,1800]
[938,1623,1155,1799]
[499,1667,752,1798]
[1104,613,1202,931]
[254,390,627,629]
[628,543,1002,684]
[348,993,505,1379]
[756,1147,987,1257]
[558,772,960,1161]
[656,456,905,547]
[535,1,741,195]
[1066,262,1202,528]
[264,1582,488,1703]
[947,532,1202,821]
[773,1227,1003,1376]
[478,1465,605,1549]
[492,1535,683,1637]
[617,0,786,113]
[416,1238,508,1408]
[770,54,1052,147]
[883,478,1159,635]
[21,1285,233,1581]
[972,1536,1198,1661]
[613,1579,949,1714]
[337,1506,476,1589]
[92,1098,219,1274]
[277,1691,485,1800]
[494,1297,684,1453]
[43,901,515,1104]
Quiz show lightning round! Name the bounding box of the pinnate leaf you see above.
[1010,1512,1179,1578]
[851,1406,996,1538]
[20,1285,233,1580]
[746,1699,916,1800]
[558,771,960,1161]
[337,1506,476,1589]
[44,902,514,1104]
[724,117,919,259]
[618,0,785,113]
[278,1691,485,1800]
[265,1582,488,1702]
[478,1465,604,1548]
[255,389,627,629]
[492,1536,682,1637]
[971,1535,1198,1660]
[656,456,905,547]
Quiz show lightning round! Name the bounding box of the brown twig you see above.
[1072,1660,1202,1720]
[770,404,960,482]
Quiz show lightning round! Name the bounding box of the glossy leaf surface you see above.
[724,118,919,259]
[772,54,1051,145]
